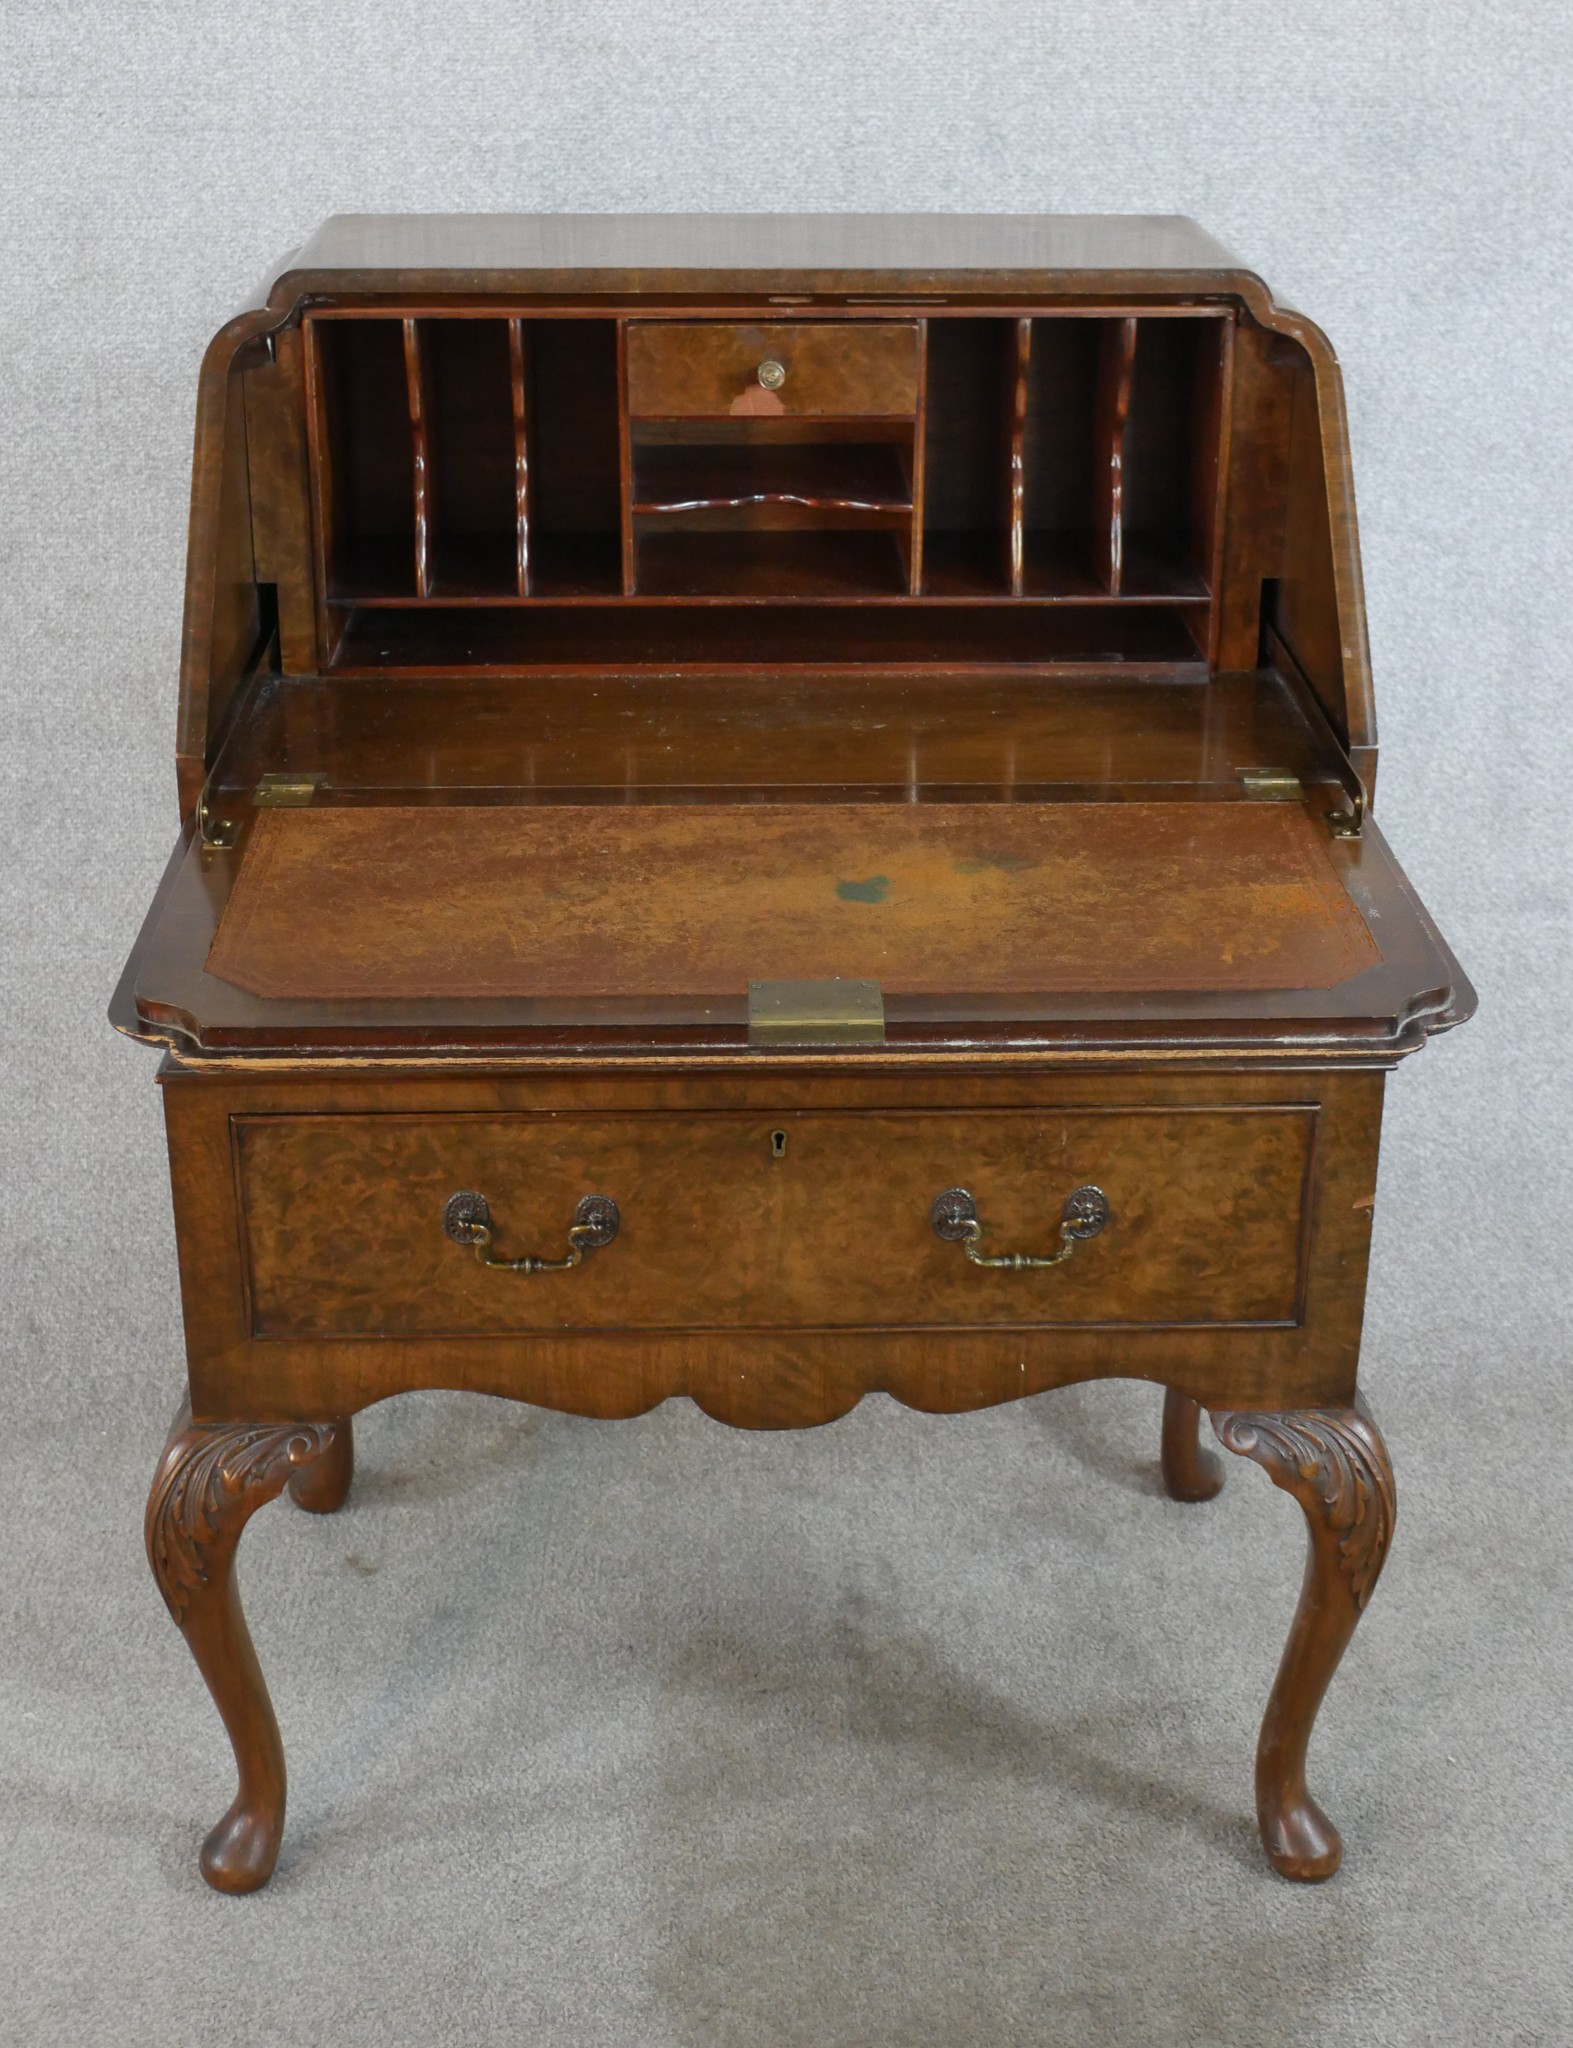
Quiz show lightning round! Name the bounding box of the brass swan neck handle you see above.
[930,1185,1109,1270]
[443,1191,620,1273]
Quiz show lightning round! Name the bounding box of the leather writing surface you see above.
[205,802,1380,1001]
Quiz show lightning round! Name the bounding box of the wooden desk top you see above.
[262,213,1253,308]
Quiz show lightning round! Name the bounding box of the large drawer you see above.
[625,321,921,418]
[235,1108,1313,1338]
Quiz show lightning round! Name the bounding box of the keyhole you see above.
[770,1129,788,1158]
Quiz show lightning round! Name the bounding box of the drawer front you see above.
[625,321,921,418]
[236,1108,1312,1339]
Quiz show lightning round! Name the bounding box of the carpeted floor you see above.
[4,4,1572,2042]
[5,1139,1570,2048]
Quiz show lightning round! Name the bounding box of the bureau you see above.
[114,214,1472,1894]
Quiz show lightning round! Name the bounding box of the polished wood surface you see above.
[198,668,1343,801]
[286,1413,354,1513]
[1213,1400,1396,1880]
[130,668,1455,1062]
[178,215,1365,811]
[1160,1388,1224,1501]
[629,437,913,517]
[626,320,921,418]
[162,1064,1382,1426]
[235,1103,1314,1337]
[299,307,1220,617]
[269,213,1250,302]
[126,216,1470,1891]
[145,1405,351,1892]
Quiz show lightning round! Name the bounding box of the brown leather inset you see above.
[205,802,1381,1001]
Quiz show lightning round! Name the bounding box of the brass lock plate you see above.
[254,771,326,808]
[747,978,884,1046]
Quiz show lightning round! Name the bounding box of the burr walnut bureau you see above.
[113,214,1472,1894]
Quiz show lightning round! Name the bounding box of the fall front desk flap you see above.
[201,801,1379,1002]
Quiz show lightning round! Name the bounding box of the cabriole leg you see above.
[1160,1388,1223,1501]
[288,1416,354,1513]
[1211,1397,1396,1881]
[144,1402,348,1893]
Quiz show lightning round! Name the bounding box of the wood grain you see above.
[187,669,1343,806]
[1006,318,1031,594]
[627,320,921,418]
[241,335,316,672]
[1161,1387,1224,1500]
[1212,1398,1396,1879]
[145,1403,349,1892]
[508,318,531,595]
[235,1104,1314,1337]
[1093,318,1137,594]
[268,213,1249,303]
[161,1063,1385,1427]
[402,320,431,597]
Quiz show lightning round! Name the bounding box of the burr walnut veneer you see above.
[115,214,1471,1895]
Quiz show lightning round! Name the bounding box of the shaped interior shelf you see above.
[631,434,914,517]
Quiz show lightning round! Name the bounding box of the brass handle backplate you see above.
[443,1191,619,1273]
[931,1185,1109,1270]
[757,357,787,390]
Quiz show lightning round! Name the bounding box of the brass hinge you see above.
[1240,767,1361,838]
[748,978,885,1047]
[1239,768,1303,802]
[254,772,325,807]
[197,794,239,849]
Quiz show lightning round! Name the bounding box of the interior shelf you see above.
[426,533,520,601]
[919,314,1228,603]
[525,533,623,599]
[634,530,910,599]
[309,313,622,604]
[306,308,1228,654]
[1018,534,1209,601]
[328,536,424,603]
[330,600,1207,670]
[916,532,1209,603]
[631,438,912,514]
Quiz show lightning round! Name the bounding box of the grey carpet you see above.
[3,3,1571,2042]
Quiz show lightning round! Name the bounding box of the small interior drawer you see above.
[235,1106,1313,1339]
[625,321,921,418]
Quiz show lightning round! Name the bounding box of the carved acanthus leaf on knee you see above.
[147,1416,345,1620]
[1211,1400,1395,1610]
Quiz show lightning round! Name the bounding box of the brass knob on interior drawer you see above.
[931,1184,1109,1270]
[443,1191,619,1273]
[756,358,787,390]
